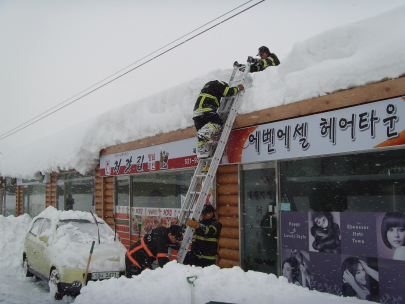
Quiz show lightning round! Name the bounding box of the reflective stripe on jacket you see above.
[126,226,171,269]
[249,53,280,73]
[191,217,222,260]
[193,80,239,116]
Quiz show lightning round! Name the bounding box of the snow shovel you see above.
[83,241,95,286]
[187,276,197,304]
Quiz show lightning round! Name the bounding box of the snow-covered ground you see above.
[0,214,368,304]
[1,5,405,179]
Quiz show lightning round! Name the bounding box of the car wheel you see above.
[49,268,64,300]
[22,256,34,277]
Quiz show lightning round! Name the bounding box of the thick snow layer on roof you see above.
[1,5,404,178]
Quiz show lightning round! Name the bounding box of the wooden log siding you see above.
[95,166,115,228]
[217,164,240,269]
[46,173,57,208]
[16,186,23,216]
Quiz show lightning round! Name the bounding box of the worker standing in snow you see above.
[193,80,244,158]
[183,204,222,267]
[125,225,183,277]
[234,46,280,73]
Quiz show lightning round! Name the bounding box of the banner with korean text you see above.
[224,97,405,164]
[100,138,197,177]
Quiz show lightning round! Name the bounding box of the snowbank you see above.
[0,214,366,304]
[76,261,367,304]
[0,214,32,273]
[1,5,405,178]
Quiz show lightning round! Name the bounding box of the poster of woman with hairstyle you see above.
[377,212,405,260]
[309,212,341,254]
[341,256,379,302]
[281,248,311,288]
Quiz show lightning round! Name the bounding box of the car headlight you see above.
[72,281,82,288]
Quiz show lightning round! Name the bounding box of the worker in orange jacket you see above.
[125,225,183,277]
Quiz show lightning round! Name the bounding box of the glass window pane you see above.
[132,170,193,208]
[241,165,278,274]
[56,171,95,212]
[280,149,405,212]
[66,180,94,212]
[116,177,129,206]
[56,183,64,211]
[23,187,30,215]
[4,186,16,216]
[40,219,52,236]
[30,184,46,218]
[29,218,43,236]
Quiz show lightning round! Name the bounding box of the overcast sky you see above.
[1,0,404,156]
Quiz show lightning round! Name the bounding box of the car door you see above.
[36,218,52,277]
[25,218,44,274]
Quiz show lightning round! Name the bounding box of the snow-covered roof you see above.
[1,5,404,179]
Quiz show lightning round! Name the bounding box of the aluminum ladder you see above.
[176,61,251,264]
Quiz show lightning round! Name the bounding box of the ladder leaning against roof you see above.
[176,60,251,264]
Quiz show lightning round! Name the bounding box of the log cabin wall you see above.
[16,186,23,216]
[95,166,114,227]
[45,173,57,208]
[217,164,240,268]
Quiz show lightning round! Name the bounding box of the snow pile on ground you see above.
[0,214,365,304]
[1,5,405,179]
[76,261,367,304]
[0,214,32,273]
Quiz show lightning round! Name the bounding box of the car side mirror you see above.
[39,235,49,244]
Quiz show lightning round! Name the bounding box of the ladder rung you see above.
[177,62,251,264]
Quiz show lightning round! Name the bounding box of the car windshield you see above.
[56,219,116,244]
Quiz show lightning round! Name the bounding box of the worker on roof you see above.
[234,46,280,73]
[193,80,244,158]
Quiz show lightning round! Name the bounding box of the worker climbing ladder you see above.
[176,61,251,264]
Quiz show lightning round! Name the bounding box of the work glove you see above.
[187,219,200,229]
[237,84,244,91]
[247,56,257,64]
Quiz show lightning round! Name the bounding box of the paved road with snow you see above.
[0,270,74,304]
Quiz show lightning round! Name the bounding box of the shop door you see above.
[240,162,278,275]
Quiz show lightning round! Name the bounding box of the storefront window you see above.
[131,170,193,208]
[280,149,405,213]
[116,177,130,207]
[0,189,4,215]
[115,177,131,247]
[57,171,95,212]
[3,186,16,216]
[240,163,278,275]
[22,184,46,218]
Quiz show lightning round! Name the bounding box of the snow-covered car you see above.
[22,206,126,299]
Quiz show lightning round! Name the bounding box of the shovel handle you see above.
[83,241,95,286]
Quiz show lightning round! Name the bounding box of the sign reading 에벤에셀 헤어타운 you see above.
[223,97,405,164]
[281,211,405,303]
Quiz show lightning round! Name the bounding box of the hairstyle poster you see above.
[281,211,405,303]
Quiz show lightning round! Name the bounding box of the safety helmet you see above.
[168,225,183,241]
[201,204,215,215]
[257,46,270,56]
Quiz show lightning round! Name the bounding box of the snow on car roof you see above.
[33,206,105,224]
